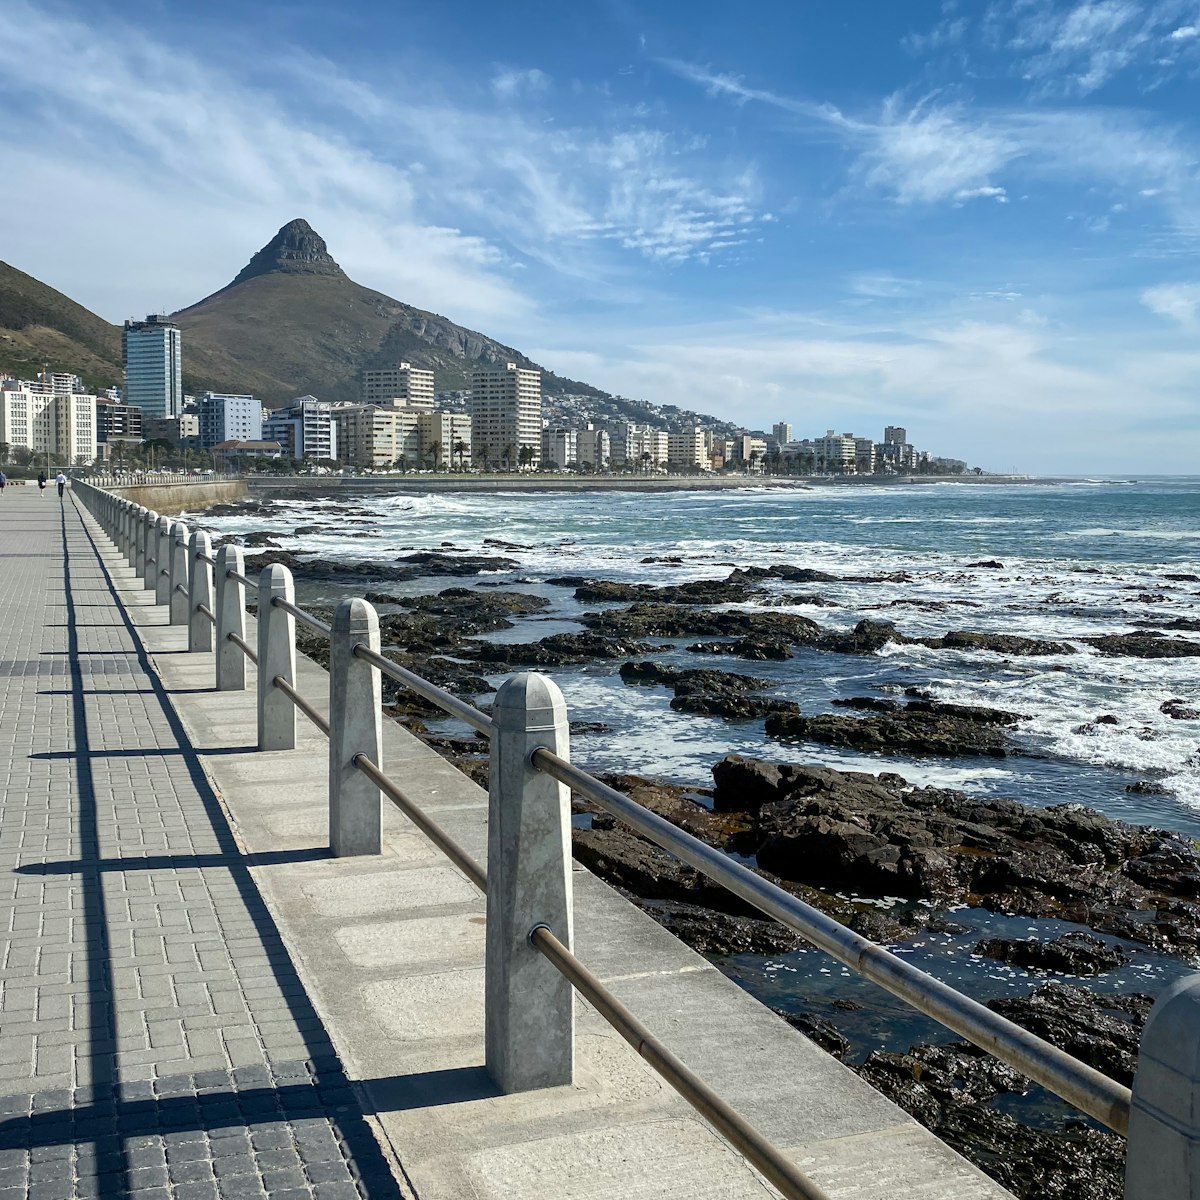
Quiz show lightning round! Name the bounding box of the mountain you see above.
[173,219,607,406]
[0,261,122,388]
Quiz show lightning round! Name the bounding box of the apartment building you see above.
[417,410,472,468]
[814,430,857,473]
[334,404,422,468]
[144,413,200,446]
[667,427,707,470]
[576,424,610,470]
[263,395,338,461]
[772,421,793,446]
[362,363,436,409]
[469,362,541,469]
[541,426,577,469]
[0,381,97,464]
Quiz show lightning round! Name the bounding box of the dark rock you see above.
[619,661,771,691]
[394,550,519,576]
[919,630,1078,656]
[1083,631,1200,658]
[582,602,822,644]
[1095,714,1120,724]
[1162,698,1200,720]
[832,696,900,713]
[975,932,1129,975]
[764,708,1013,758]
[1123,838,1200,896]
[686,638,794,661]
[638,900,805,955]
[573,579,756,605]
[772,1009,850,1059]
[671,693,801,721]
[1125,780,1171,796]
[474,632,657,667]
[818,619,901,655]
[967,560,1004,569]
[1165,573,1200,582]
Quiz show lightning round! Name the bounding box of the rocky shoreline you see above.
[207,500,1200,1200]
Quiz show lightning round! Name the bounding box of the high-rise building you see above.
[198,393,261,449]
[469,363,541,469]
[144,413,200,446]
[333,405,422,468]
[884,425,907,445]
[772,421,793,445]
[576,424,610,470]
[667,428,707,470]
[262,396,338,461]
[815,430,857,472]
[417,410,471,469]
[0,383,96,465]
[122,316,182,420]
[362,363,436,409]
[95,398,143,443]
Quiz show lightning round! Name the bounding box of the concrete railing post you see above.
[485,672,574,1093]
[214,545,247,691]
[1125,973,1200,1199]
[139,508,156,584]
[189,530,214,653]
[257,564,297,751]
[123,501,134,563]
[169,522,190,625]
[329,598,383,857]
[155,517,173,605]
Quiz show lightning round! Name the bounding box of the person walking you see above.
[0,471,6,496]
[37,471,46,496]
[55,471,67,499]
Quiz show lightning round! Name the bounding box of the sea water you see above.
[199,477,1200,1075]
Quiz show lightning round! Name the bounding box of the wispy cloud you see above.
[491,67,551,100]
[1142,281,1200,325]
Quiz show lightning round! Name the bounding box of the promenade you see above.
[0,484,1014,1198]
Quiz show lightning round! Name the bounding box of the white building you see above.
[854,437,877,475]
[362,363,436,409]
[541,426,577,469]
[815,430,857,473]
[0,383,97,465]
[772,421,793,445]
[469,362,541,469]
[123,315,182,420]
[262,395,338,461]
[334,404,422,469]
[198,393,262,449]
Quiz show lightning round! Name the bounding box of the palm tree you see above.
[394,454,408,474]
[426,439,443,471]
[454,439,468,471]
[502,443,516,472]
[640,451,652,474]
[519,445,535,470]
[478,444,490,472]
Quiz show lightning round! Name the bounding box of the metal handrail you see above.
[529,925,831,1200]
[196,603,216,625]
[273,675,331,736]
[227,631,259,665]
[530,746,1132,1135]
[174,583,188,597]
[225,569,259,590]
[197,551,216,566]
[352,643,494,735]
[272,596,332,638]
[352,753,487,891]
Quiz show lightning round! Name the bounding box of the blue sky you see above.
[2,0,1200,472]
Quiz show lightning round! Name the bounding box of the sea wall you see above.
[109,479,247,515]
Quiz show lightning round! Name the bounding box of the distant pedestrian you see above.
[37,471,46,496]
[0,471,6,495]
[56,471,67,499]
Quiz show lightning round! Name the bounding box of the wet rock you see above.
[967,560,1005,569]
[1082,631,1200,658]
[918,630,1078,656]
[975,931,1129,975]
[637,900,806,955]
[1123,838,1200,896]
[619,661,771,691]
[730,565,839,583]
[1125,780,1171,796]
[1161,698,1200,720]
[483,537,532,549]
[573,579,756,605]
[818,619,901,654]
[686,638,794,661]
[474,632,657,668]
[672,693,801,721]
[764,707,1013,758]
[394,550,519,576]
[1165,573,1200,582]
[391,587,549,635]
[619,661,797,722]
[581,602,822,644]
[832,696,900,713]
[236,530,282,548]
[772,1009,850,1059]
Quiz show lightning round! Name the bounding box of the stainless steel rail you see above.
[174,583,188,597]
[197,552,216,566]
[226,631,259,665]
[196,603,216,625]
[530,925,833,1200]
[272,596,332,638]
[225,569,259,590]
[273,675,331,736]
[352,643,494,735]
[351,753,487,892]
[531,746,1132,1135]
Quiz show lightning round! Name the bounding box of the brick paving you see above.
[0,487,404,1197]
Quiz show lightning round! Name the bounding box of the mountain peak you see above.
[231,219,345,286]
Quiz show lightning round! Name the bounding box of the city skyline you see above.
[2,1,1199,473]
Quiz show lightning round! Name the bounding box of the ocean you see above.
[196,476,1200,1077]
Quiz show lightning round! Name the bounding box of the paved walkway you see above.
[0,486,404,1197]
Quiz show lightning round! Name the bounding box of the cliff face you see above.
[172,219,578,403]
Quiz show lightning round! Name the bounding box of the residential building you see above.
[667,427,707,471]
[198,393,261,450]
[854,437,877,475]
[212,440,284,465]
[541,426,577,469]
[814,430,857,473]
[262,395,338,461]
[333,404,422,469]
[772,421,793,446]
[363,363,436,409]
[417,410,471,469]
[610,423,668,470]
[28,370,86,396]
[576,424,610,470]
[469,362,541,469]
[884,426,908,446]
[123,315,182,420]
[0,383,96,465]
[730,434,768,468]
[877,439,917,471]
[144,413,200,445]
[95,399,143,455]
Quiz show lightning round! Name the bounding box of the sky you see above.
[2,0,1200,473]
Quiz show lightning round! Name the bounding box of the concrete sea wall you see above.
[110,479,247,515]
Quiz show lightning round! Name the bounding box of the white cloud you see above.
[1170,24,1199,38]
[1142,282,1200,326]
[491,67,551,100]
